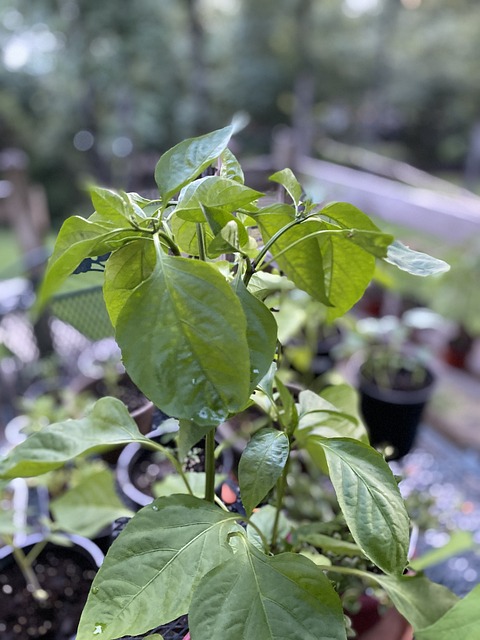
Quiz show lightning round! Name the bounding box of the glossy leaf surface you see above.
[385,240,450,275]
[189,542,347,640]
[77,495,240,640]
[115,252,251,426]
[306,437,409,575]
[154,124,237,203]
[415,583,480,639]
[238,428,289,515]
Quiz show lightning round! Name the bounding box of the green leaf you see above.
[233,277,278,391]
[269,168,303,207]
[103,239,156,326]
[88,186,132,226]
[238,428,289,515]
[275,375,299,434]
[51,468,133,538]
[255,204,331,305]
[384,240,450,276]
[320,202,382,232]
[175,176,261,222]
[247,272,296,300]
[169,214,214,256]
[295,530,364,558]
[220,147,244,183]
[177,419,213,462]
[374,574,460,633]
[36,216,145,310]
[115,252,251,426]
[296,388,368,443]
[415,583,480,639]
[306,437,410,575]
[0,398,148,478]
[76,495,241,640]
[154,123,238,203]
[188,542,347,640]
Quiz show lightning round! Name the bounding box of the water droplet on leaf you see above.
[152,504,159,511]
[93,623,105,635]
[92,586,99,595]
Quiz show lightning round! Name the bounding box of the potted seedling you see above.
[1,121,479,640]
[340,311,442,460]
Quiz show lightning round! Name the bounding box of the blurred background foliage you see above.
[1,0,480,222]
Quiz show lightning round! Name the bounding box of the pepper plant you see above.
[1,120,479,640]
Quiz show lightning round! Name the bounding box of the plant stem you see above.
[204,428,216,503]
[12,544,49,603]
[196,222,207,262]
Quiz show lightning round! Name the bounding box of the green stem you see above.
[204,428,216,503]
[196,222,207,262]
[12,544,49,603]
[316,564,379,582]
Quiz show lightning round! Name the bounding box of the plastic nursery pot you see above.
[116,421,234,510]
[358,364,435,461]
[0,532,104,640]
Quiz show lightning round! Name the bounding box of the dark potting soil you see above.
[0,544,97,640]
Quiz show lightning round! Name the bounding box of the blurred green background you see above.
[1,0,480,228]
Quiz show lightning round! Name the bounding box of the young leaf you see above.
[384,240,450,276]
[175,177,261,222]
[103,238,156,326]
[306,437,410,575]
[0,398,149,478]
[414,583,480,639]
[188,542,347,640]
[154,123,239,203]
[238,428,289,515]
[115,252,251,427]
[270,168,303,207]
[220,147,244,183]
[295,389,368,443]
[51,468,133,538]
[88,186,134,225]
[320,201,382,231]
[76,495,241,640]
[232,277,278,391]
[36,216,146,310]
[372,574,459,633]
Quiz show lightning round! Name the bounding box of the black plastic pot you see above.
[358,365,435,460]
[0,532,104,640]
[116,421,234,510]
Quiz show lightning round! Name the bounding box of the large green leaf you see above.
[115,251,251,426]
[233,277,278,391]
[306,437,410,575]
[384,240,450,275]
[103,239,156,326]
[51,468,132,538]
[255,204,331,305]
[319,202,382,232]
[188,542,347,640]
[76,495,241,640]
[36,216,147,310]
[238,428,289,515]
[374,574,459,632]
[415,583,480,639]
[0,398,148,478]
[175,176,261,222]
[154,123,238,203]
